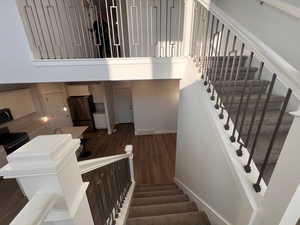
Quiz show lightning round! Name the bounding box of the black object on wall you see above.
[0,127,30,155]
[67,95,95,131]
[0,108,13,125]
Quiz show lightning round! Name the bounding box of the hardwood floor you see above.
[82,123,177,185]
[0,123,177,224]
[0,179,27,225]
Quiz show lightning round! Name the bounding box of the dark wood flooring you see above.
[0,123,177,224]
[0,179,27,225]
[82,123,177,185]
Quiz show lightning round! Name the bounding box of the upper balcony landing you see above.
[0,0,186,83]
[18,0,185,60]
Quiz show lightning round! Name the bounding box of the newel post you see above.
[0,135,94,225]
[253,110,300,225]
[125,145,135,183]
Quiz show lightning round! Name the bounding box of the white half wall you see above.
[0,1,185,84]
[175,58,257,225]
[131,80,179,135]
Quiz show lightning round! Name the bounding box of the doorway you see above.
[114,88,133,124]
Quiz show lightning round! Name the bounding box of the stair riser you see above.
[131,195,189,206]
[239,123,291,136]
[217,85,266,95]
[214,81,269,88]
[208,67,258,77]
[129,202,198,218]
[134,190,183,198]
[135,185,178,192]
[207,57,248,67]
[232,112,292,126]
[127,212,207,225]
[226,102,283,113]
[212,71,256,81]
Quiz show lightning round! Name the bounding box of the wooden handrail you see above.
[78,153,131,174]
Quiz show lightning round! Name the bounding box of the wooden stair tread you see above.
[135,184,178,192]
[131,194,190,206]
[127,211,210,225]
[129,201,198,218]
[133,189,183,198]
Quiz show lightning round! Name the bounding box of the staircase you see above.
[127,183,211,225]
[211,56,293,184]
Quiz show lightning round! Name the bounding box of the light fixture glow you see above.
[41,116,49,123]
[63,107,68,112]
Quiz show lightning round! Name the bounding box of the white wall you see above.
[66,85,91,96]
[89,83,105,103]
[214,0,300,72]
[175,58,256,225]
[0,88,36,119]
[131,80,179,135]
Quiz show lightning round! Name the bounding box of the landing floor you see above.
[83,123,177,184]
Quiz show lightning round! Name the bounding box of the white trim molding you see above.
[32,57,187,67]
[259,0,300,20]
[134,129,177,136]
[79,154,130,174]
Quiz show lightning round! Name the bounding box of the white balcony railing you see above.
[17,0,185,59]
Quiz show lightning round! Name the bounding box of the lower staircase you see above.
[127,183,211,225]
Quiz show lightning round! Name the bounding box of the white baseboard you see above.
[115,182,135,225]
[135,129,177,136]
[174,178,231,225]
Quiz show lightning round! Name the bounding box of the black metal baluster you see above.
[197,7,206,72]
[215,29,230,110]
[253,88,292,192]
[211,24,225,102]
[98,172,111,225]
[204,15,215,87]
[113,162,122,214]
[103,167,115,225]
[207,19,219,93]
[229,51,252,142]
[236,62,265,157]
[110,163,120,218]
[224,43,245,130]
[94,172,108,225]
[244,74,277,173]
[202,11,210,80]
[195,6,204,64]
[219,36,237,120]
